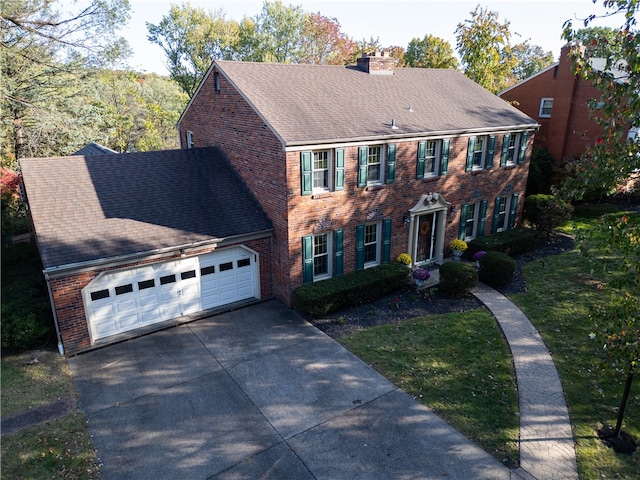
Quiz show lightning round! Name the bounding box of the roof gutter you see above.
[43,229,273,278]
[283,123,541,149]
[43,275,65,355]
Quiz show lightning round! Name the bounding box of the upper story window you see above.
[417,139,450,178]
[539,98,553,118]
[501,133,520,166]
[358,144,396,187]
[301,149,344,195]
[186,131,194,149]
[466,136,496,171]
[313,150,330,191]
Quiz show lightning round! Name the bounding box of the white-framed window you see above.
[186,130,194,148]
[504,133,520,165]
[496,197,509,232]
[313,150,331,192]
[539,98,553,118]
[367,146,383,184]
[464,203,480,241]
[424,140,439,176]
[472,136,486,169]
[364,222,381,266]
[313,233,332,279]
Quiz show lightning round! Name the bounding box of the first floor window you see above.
[492,193,520,233]
[364,223,380,265]
[496,198,508,232]
[459,200,487,241]
[313,233,330,278]
[465,203,479,240]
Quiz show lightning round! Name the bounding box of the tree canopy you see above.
[403,34,458,69]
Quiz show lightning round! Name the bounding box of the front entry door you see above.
[415,213,437,263]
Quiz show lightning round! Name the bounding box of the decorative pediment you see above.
[366,208,383,220]
[408,192,452,214]
[502,183,515,195]
[313,217,333,232]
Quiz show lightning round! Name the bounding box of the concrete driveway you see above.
[69,299,517,480]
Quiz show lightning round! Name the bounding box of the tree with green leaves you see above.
[510,40,555,82]
[455,5,517,93]
[403,34,458,69]
[574,26,623,58]
[1,0,131,161]
[560,1,639,201]
[564,0,640,450]
[147,3,239,97]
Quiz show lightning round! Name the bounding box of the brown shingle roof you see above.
[215,61,538,146]
[20,147,272,270]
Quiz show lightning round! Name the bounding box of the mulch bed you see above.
[305,234,576,339]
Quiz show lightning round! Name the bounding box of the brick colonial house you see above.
[21,52,538,355]
[178,53,538,306]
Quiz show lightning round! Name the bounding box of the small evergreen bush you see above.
[478,251,516,287]
[466,228,540,258]
[522,194,573,239]
[293,262,409,317]
[438,261,477,295]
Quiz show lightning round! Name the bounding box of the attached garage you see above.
[20,147,273,355]
[84,247,259,342]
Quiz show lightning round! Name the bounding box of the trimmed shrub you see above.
[293,262,409,317]
[438,261,477,295]
[526,147,556,196]
[466,228,540,258]
[478,251,516,287]
[522,194,573,239]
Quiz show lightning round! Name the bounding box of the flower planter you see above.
[452,250,463,260]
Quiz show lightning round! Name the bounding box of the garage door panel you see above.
[85,246,258,342]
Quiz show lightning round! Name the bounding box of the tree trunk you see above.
[614,365,635,437]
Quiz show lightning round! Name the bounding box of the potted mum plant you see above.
[449,239,467,260]
[412,267,431,287]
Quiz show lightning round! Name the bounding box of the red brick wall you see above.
[51,239,272,355]
[500,45,602,166]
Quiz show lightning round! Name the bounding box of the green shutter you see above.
[478,199,488,236]
[301,151,312,195]
[302,236,313,283]
[492,197,502,233]
[382,218,392,263]
[334,229,344,276]
[335,149,345,191]
[458,203,468,239]
[416,141,426,179]
[518,132,528,164]
[486,135,496,168]
[386,144,396,184]
[500,134,511,166]
[466,137,475,171]
[355,224,365,269]
[508,193,519,229]
[358,147,368,187]
[440,139,450,174]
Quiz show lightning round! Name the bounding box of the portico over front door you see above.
[407,193,451,265]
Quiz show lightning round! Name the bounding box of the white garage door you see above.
[83,247,258,342]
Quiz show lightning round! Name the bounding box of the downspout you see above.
[44,272,64,355]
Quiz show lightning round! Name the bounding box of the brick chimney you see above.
[357,51,396,75]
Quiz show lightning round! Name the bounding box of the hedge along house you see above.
[178,52,539,306]
[20,148,273,355]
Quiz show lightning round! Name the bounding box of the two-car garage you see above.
[83,246,259,342]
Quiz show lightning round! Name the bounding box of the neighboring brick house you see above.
[178,52,539,306]
[499,44,632,167]
[20,148,273,354]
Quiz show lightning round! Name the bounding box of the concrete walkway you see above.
[472,283,579,480]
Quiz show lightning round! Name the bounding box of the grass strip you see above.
[339,308,519,467]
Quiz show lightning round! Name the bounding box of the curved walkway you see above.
[472,282,579,480]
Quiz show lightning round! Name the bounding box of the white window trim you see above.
[539,98,553,118]
[364,222,381,267]
[472,136,487,171]
[313,232,332,281]
[506,133,520,166]
[186,130,194,149]
[497,196,512,233]
[424,140,442,177]
[312,149,332,193]
[367,145,385,185]
[464,203,480,241]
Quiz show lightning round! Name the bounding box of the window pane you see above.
[364,224,378,264]
[138,279,155,290]
[201,265,215,276]
[115,284,133,295]
[220,262,233,272]
[314,234,328,256]
[180,270,196,280]
[367,146,382,182]
[473,137,484,166]
[160,274,176,285]
[425,141,437,173]
[313,151,329,189]
[237,258,251,268]
[313,234,329,276]
[90,289,110,301]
